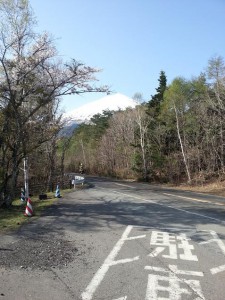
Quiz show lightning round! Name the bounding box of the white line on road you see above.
[114,183,136,188]
[199,230,225,253]
[168,265,204,277]
[111,256,139,266]
[145,265,204,277]
[210,265,225,275]
[113,190,223,223]
[199,230,225,274]
[113,191,156,202]
[113,297,127,300]
[126,234,146,240]
[81,225,138,300]
[163,193,225,206]
[148,246,165,257]
[156,202,223,222]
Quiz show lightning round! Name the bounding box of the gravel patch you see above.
[0,233,78,270]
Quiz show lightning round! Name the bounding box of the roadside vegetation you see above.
[0,192,58,233]
[170,180,225,198]
[0,183,88,233]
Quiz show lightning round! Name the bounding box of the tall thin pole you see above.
[173,103,191,183]
[24,157,29,200]
[80,139,87,166]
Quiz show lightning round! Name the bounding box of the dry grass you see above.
[0,188,85,234]
[0,192,58,233]
[170,180,225,197]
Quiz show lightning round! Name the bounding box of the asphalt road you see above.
[1,176,225,300]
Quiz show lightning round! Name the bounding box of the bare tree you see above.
[98,110,134,177]
[133,93,150,181]
[173,101,191,183]
[163,78,192,183]
[206,56,225,170]
[0,0,109,204]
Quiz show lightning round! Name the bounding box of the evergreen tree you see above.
[147,70,167,116]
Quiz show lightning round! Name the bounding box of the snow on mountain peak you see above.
[64,93,137,124]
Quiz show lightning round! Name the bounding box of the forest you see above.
[0,0,225,207]
[62,59,225,187]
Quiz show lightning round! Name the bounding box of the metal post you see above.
[24,157,29,200]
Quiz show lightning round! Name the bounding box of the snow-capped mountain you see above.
[64,93,137,124]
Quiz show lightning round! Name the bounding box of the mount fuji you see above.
[63,93,137,125]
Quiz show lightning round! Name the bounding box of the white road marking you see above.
[137,181,225,199]
[113,190,155,202]
[145,274,204,300]
[185,280,205,300]
[126,234,146,240]
[145,274,190,300]
[163,192,225,206]
[149,247,165,257]
[145,265,204,277]
[200,230,225,254]
[111,256,139,266]
[134,224,192,233]
[200,230,225,274]
[89,191,225,292]
[145,266,205,300]
[169,265,204,277]
[113,190,223,223]
[149,231,198,261]
[81,225,139,300]
[156,202,223,223]
[178,233,198,261]
[113,297,127,300]
[114,183,136,188]
[211,265,225,275]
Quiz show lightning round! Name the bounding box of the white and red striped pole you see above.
[24,198,33,217]
[23,157,33,217]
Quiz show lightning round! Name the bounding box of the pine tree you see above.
[147,71,167,116]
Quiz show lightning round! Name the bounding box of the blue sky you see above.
[29,0,225,113]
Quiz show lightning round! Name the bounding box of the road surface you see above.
[0,176,225,300]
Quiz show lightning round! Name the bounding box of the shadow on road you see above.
[37,191,225,237]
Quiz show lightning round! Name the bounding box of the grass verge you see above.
[0,192,58,233]
[0,185,88,234]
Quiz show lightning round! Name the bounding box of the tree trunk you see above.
[174,103,191,183]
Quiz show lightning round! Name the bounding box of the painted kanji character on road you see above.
[149,231,198,261]
[145,265,205,300]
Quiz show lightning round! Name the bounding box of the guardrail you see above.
[71,175,85,188]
